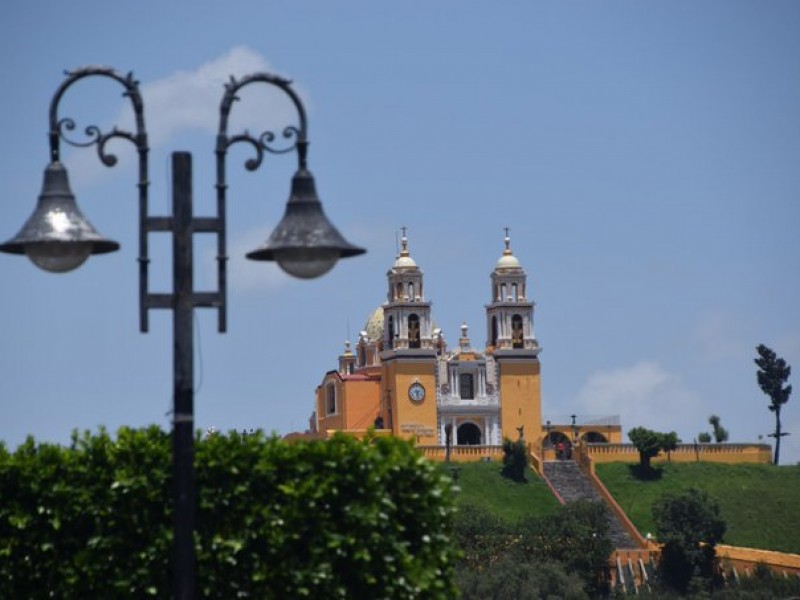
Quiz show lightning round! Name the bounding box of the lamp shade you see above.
[0,162,119,272]
[246,169,365,279]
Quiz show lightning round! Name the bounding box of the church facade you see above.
[312,231,545,449]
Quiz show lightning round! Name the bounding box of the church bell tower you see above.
[380,229,438,444]
[485,230,542,444]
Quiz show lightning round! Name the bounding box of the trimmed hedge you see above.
[0,427,458,598]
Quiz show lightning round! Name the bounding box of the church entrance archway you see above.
[457,422,482,445]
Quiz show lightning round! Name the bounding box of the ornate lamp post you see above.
[0,66,365,599]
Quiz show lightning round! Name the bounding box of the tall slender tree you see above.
[708,415,729,443]
[755,344,792,465]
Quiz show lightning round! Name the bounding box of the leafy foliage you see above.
[453,501,613,598]
[653,488,726,595]
[0,427,459,599]
[754,344,792,464]
[500,436,529,482]
[628,427,679,472]
[708,415,729,444]
[455,555,587,600]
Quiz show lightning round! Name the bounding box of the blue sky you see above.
[2,1,799,463]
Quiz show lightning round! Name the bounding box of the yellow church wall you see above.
[496,358,541,445]
[383,358,438,446]
[315,375,381,436]
[581,442,772,470]
[315,380,344,433]
[341,379,382,431]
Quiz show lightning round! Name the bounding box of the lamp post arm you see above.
[47,66,153,332]
[48,66,148,166]
[209,73,311,331]
[217,72,309,172]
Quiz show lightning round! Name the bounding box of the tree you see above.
[452,501,613,598]
[653,488,726,595]
[455,556,587,600]
[697,432,712,443]
[661,431,679,461]
[628,427,664,472]
[0,428,460,598]
[708,414,729,443]
[501,436,529,482]
[755,344,792,465]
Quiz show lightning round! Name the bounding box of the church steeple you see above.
[485,229,538,352]
[383,228,434,351]
[338,340,356,375]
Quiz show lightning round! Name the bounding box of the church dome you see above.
[392,229,417,269]
[496,252,521,269]
[363,307,384,341]
[393,254,417,269]
[495,232,523,270]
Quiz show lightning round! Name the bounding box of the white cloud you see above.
[574,361,706,439]
[65,47,305,186]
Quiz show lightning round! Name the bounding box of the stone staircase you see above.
[543,460,638,549]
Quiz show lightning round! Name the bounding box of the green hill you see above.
[443,460,560,522]
[594,462,800,554]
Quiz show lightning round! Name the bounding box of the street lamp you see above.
[0,66,364,599]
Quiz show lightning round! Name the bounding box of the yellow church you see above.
[309,230,622,453]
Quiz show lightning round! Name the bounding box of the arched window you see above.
[326,384,337,415]
[387,316,395,349]
[491,316,498,347]
[395,283,403,301]
[408,282,414,300]
[512,283,518,301]
[501,284,507,301]
[408,314,421,348]
[512,314,524,348]
[358,345,366,367]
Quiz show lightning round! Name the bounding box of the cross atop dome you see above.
[496,227,521,270]
[393,226,417,269]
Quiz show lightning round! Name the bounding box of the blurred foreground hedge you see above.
[0,427,458,598]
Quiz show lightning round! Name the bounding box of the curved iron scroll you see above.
[47,67,311,334]
[49,66,148,166]
[49,67,152,331]
[216,72,309,173]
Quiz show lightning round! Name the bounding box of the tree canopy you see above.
[628,427,679,472]
[755,344,792,464]
[653,488,726,595]
[0,427,459,599]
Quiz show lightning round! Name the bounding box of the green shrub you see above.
[501,437,529,482]
[0,427,459,599]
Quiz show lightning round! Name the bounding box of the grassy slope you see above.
[443,460,561,522]
[595,462,800,554]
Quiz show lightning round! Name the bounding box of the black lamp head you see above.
[0,161,119,272]
[246,168,365,279]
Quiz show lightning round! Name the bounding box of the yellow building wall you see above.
[582,443,772,469]
[341,379,382,430]
[383,358,438,446]
[497,358,541,446]
[315,378,344,432]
